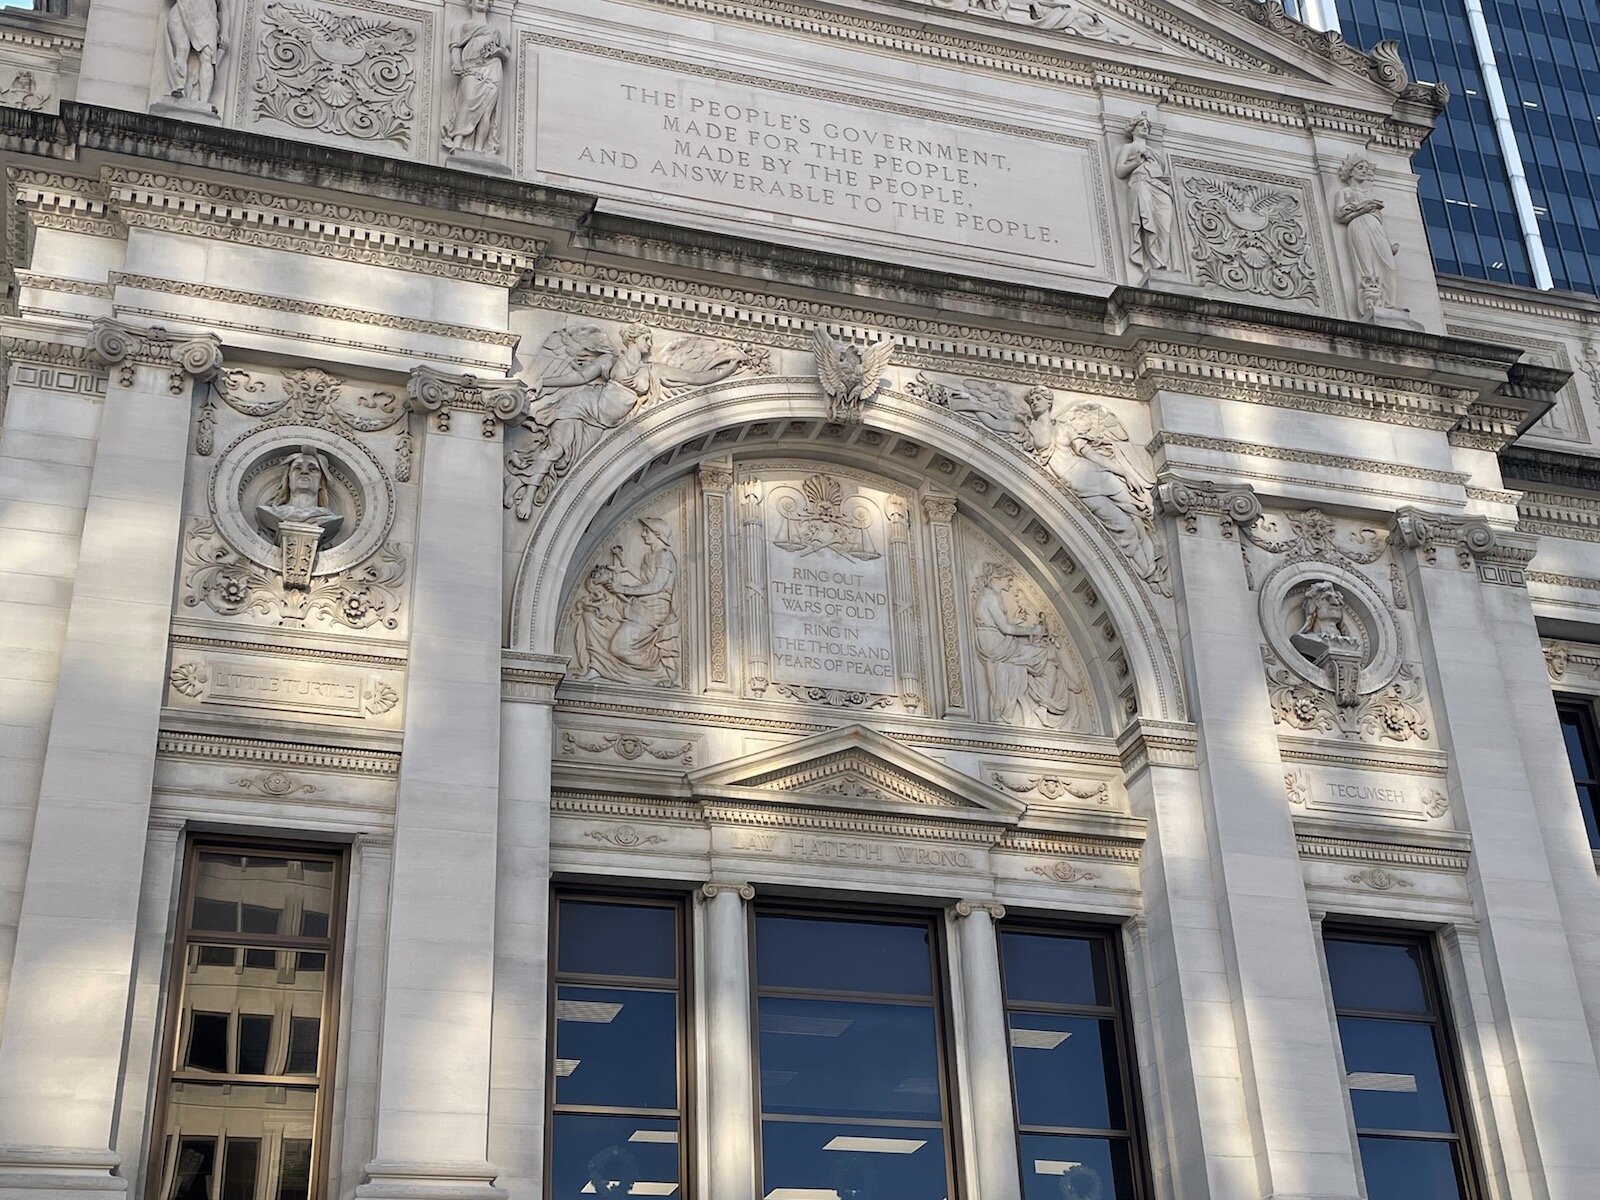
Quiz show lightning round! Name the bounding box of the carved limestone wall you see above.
[166,361,416,733]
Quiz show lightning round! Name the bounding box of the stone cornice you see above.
[1438,275,1600,324]
[1502,446,1600,495]
[502,651,569,704]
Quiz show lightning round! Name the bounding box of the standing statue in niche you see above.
[571,517,680,686]
[441,0,509,157]
[163,0,224,111]
[1038,402,1166,586]
[972,563,1091,730]
[1114,115,1175,274]
[1333,155,1410,323]
[255,448,343,590]
[505,324,748,515]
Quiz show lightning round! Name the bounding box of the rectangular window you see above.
[547,894,686,1200]
[1556,697,1600,850]
[149,841,346,1200]
[1000,924,1146,1200]
[1324,930,1480,1200]
[754,909,956,1200]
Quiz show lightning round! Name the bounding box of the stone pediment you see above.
[852,0,1416,100]
[687,725,1026,817]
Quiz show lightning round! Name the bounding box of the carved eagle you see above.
[812,328,894,423]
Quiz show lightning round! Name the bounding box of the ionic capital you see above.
[1390,505,1535,586]
[406,364,528,436]
[701,880,756,901]
[1153,472,1261,538]
[953,899,1006,921]
[88,317,223,392]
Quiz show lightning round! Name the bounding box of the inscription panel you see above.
[526,42,1109,281]
[721,827,985,874]
[168,654,403,725]
[1285,765,1450,824]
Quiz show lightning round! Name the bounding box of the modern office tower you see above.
[0,0,1597,1198]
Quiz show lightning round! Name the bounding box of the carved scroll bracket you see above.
[89,318,223,393]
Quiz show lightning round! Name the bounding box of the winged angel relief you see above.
[255,2,417,144]
[504,324,760,517]
[909,375,1169,592]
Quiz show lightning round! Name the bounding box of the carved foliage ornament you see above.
[256,1,417,144]
[1181,174,1319,303]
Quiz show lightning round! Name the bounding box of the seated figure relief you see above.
[570,516,680,686]
[972,562,1093,731]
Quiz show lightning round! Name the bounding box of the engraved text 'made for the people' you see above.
[530,47,1105,277]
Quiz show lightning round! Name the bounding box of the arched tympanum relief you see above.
[556,458,1107,735]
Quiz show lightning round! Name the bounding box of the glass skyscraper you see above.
[1329,0,1600,297]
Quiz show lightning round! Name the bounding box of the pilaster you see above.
[356,369,527,1200]
[488,653,567,1200]
[1153,474,1364,1200]
[950,899,1022,1200]
[1390,506,1600,1199]
[0,319,221,1199]
[1117,718,1259,1200]
[701,881,757,1200]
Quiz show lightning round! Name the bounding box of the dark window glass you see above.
[277,1139,313,1200]
[185,1012,229,1074]
[236,1013,273,1075]
[556,899,678,981]
[169,1138,215,1200]
[549,896,685,1200]
[1001,927,1144,1200]
[756,912,954,1200]
[1556,699,1600,850]
[286,1016,321,1075]
[756,913,935,996]
[220,1139,260,1200]
[153,844,343,1200]
[1325,931,1477,1200]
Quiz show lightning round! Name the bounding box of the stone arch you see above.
[509,379,1186,723]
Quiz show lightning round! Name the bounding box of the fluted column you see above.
[1153,475,1363,1200]
[952,900,1022,1200]
[0,320,221,1199]
[1391,508,1600,1199]
[357,369,527,1200]
[701,881,756,1200]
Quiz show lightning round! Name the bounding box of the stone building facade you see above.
[0,0,1597,1198]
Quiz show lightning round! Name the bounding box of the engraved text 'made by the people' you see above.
[531,48,1104,275]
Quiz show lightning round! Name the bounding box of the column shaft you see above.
[1157,482,1363,1200]
[702,883,756,1200]
[1395,517,1600,1198]
[953,901,1022,1200]
[490,674,562,1200]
